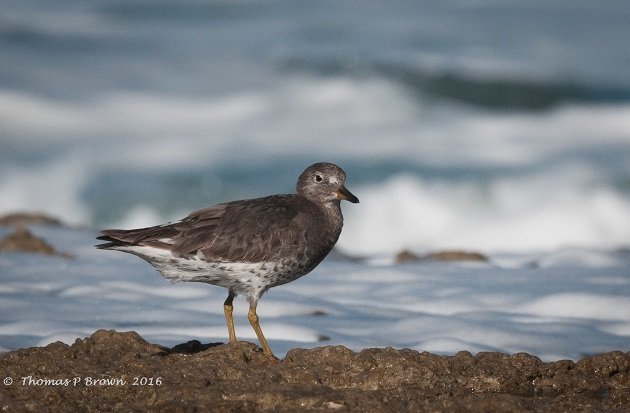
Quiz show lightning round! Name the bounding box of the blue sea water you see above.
[1,0,630,254]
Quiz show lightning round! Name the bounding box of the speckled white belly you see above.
[116,245,297,298]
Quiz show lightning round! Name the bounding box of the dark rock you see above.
[1,330,628,412]
[0,212,64,227]
[424,250,489,262]
[395,249,489,264]
[394,249,421,264]
[0,226,72,258]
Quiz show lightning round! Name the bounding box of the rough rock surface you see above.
[1,330,629,412]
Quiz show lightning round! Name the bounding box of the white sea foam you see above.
[340,166,630,254]
[4,84,630,168]
[0,155,91,227]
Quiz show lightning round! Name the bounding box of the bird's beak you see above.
[335,185,359,203]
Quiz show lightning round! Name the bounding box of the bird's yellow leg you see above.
[223,292,237,344]
[247,301,275,358]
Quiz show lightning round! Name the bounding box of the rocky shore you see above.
[1,330,629,412]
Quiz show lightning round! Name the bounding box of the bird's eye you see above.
[314,173,323,182]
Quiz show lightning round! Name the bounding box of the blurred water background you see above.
[1,0,630,255]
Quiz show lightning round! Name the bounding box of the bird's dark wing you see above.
[184,195,315,262]
[97,195,325,263]
[96,224,181,250]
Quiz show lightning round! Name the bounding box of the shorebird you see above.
[96,162,358,357]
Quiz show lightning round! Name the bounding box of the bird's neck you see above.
[322,200,344,233]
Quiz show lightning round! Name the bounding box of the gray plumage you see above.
[96,162,359,357]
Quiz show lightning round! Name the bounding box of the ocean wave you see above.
[339,170,630,255]
[280,58,630,110]
[375,64,630,110]
[1,77,629,253]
